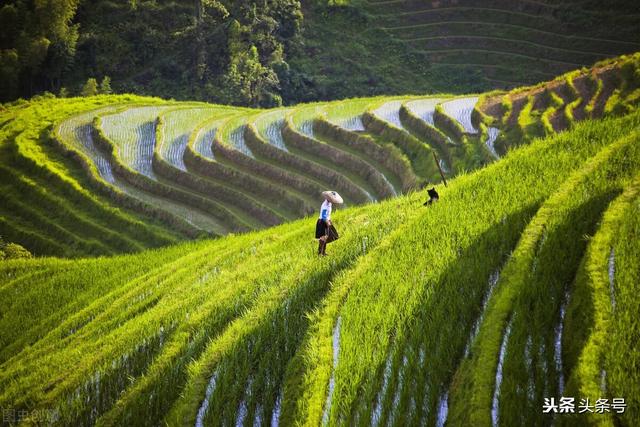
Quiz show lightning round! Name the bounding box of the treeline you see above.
[0,0,304,106]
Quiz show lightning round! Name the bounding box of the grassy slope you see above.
[1,109,639,426]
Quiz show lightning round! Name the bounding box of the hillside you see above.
[303,0,640,96]
[2,0,640,104]
[1,52,640,426]
[1,54,639,258]
[1,100,640,426]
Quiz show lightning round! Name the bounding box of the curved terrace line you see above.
[367,0,561,8]
[254,109,292,152]
[441,97,479,134]
[381,20,640,47]
[373,100,405,129]
[101,106,173,179]
[374,4,640,22]
[376,6,562,22]
[158,108,223,171]
[484,77,530,87]
[401,35,614,58]
[405,98,444,126]
[410,48,585,67]
[427,62,556,78]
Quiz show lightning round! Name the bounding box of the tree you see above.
[99,76,112,94]
[3,243,32,260]
[81,78,98,96]
[0,0,81,100]
[224,45,280,107]
[0,236,32,260]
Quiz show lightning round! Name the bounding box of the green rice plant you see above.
[283,107,377,202]
[516,95,539,138]
[0,188,111,256]
[560,173,640,427]
[439,96,480,135]
[323,97,383,128]
[253,108,291,151]
[5,96,190,248]
[472,90,504,127]
[314,115,415,194]
[213,116,327,209]
[284,111,640,426]
[494,131,639,427]
[0,164,144,254]
[166,185,428,427]
[433,103,466,141]
[432,97,492,170]
[156,107,229,172]
[0,241,204,363]
[256,106,390,201]
[93,228,312,426]
[603,179,640,427]
[586,75,605,117]
[238,111,369,204]
[0,231,280,425]
[447,114,640,427]
[0,214,68,257]
[317,96,420,192]
[563,71,583,126]
[397,99,455,173]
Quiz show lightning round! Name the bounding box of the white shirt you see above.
[319,200,332,221]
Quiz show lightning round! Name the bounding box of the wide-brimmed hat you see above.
[322,190,343,204]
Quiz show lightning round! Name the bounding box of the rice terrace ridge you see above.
[1,1,640,426]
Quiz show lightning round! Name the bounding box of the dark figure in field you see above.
[316,191,343,256]
[423,187,439,206]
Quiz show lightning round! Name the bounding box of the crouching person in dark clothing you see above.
[423,187,439,206]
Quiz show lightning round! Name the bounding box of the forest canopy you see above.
[0,0,303,106]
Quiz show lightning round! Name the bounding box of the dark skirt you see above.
[315,218,328,239]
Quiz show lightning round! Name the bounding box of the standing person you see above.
[316,191,343,256]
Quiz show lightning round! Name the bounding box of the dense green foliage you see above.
[1,0,302,105]
[3,0,640,104]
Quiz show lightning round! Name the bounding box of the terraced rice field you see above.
[1,53,639,427]
[2,106,639,426]
[9,54,635,243]
[365,0,640,88]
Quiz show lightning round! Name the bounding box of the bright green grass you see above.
[2,107,638,427]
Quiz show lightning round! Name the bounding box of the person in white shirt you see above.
[315,191,343,256]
